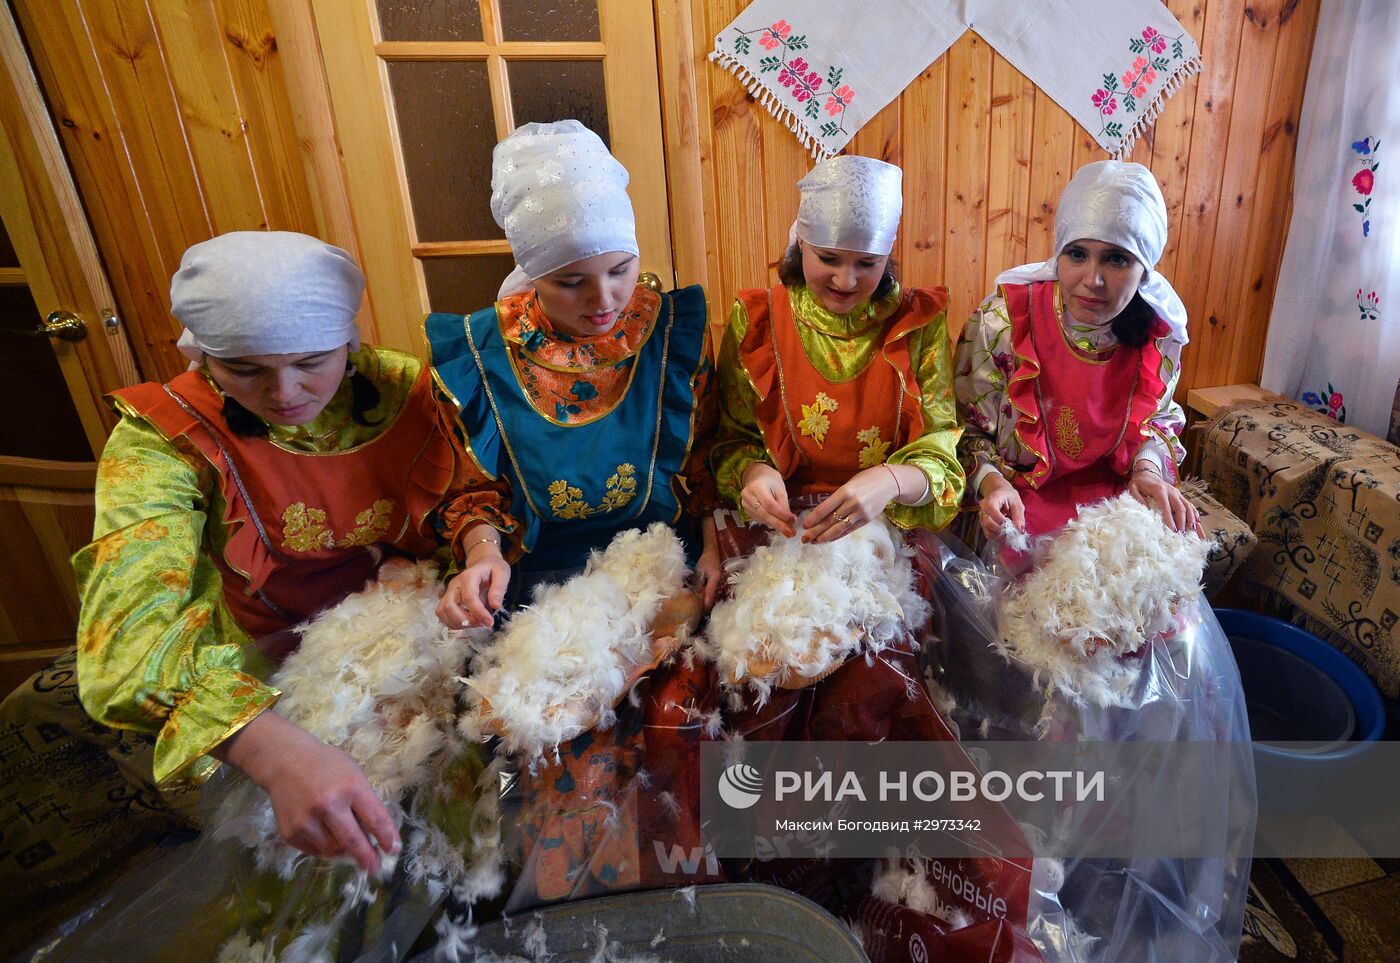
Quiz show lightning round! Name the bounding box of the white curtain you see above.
[1260,0,1400,439]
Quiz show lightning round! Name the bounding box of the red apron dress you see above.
[722,287,1035,959]
[115,368,453,637]
[738,284,940,496]
[1002,280,1170,538]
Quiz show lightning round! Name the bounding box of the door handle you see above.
[34,310,88,342]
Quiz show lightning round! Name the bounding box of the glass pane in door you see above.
[499,2,600,41]
[376,0,482,41]
[386,61,501,242]
[421,254,519,314]
[0,283,90,461]
[508,60,609,146]
[0,220,17,267]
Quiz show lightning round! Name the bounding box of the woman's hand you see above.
[1128,461,1203,536]
[740,462,797,538]
[978,473,1026,541]
[694,515,723,609]
[438,527,511,628]
[802,467,900,544]
[214,711,398,875]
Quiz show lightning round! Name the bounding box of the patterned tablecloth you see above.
[1199,401,1400,697]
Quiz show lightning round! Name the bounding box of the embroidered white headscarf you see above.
[793,155,903,256]
[994,160,1187,341]
[491,120,639,298]
[171,231,363,361]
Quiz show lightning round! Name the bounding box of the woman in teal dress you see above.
[424,120,722,912]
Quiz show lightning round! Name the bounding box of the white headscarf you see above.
[994,160,1188,342]
[793,155,903,256]
[491,120,638,298]
[172,231,363,361]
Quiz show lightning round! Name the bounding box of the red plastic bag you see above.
[852,897,1045,963]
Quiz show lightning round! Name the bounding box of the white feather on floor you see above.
[457,523,691,761]
[995,492,1211,710]
[699,516,929,702]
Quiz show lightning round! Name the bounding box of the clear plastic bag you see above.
[920,533,1257,963]
[23,749,496,963]
[23,563,505,963]
[500,658,727,915]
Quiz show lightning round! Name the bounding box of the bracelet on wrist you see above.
[465,534,502,558]
[881,463,904,503]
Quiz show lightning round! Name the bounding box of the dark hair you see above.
[222,368,383,438]
[777,243,899,303]
[1109,290,1158,348]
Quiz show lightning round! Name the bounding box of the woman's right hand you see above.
[214,711,399,875]
[978,473,1027,541]
[437,529,511,629]
[740,462,797,538]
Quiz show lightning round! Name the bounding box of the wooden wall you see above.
[11,0,354,385]
[13,0,1317,397]
[680,0,1320,397]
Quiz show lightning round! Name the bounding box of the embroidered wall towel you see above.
[710,0,1201,160]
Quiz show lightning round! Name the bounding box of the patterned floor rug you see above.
[1241,859,1344,963]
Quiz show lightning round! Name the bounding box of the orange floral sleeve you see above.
[430,388,527,564]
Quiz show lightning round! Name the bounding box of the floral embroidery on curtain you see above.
[1261,1,1400,440]
[1351,137,1380,236]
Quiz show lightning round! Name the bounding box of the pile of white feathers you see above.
[458,523,692,761]
[995,492,1211,707]
[699,517,929,702]
[212,561,505,961]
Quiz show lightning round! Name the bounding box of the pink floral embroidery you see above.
[1302,384,1346,422]
[1122,57,1157,98]
[824,85,855,116]
[729,18,856,143]
[1092,89,1118,115]
[1095,24,1188,145]
[777,57,806,87]
[758,20,791,50]
[1354,169,1375,195]
[776,57,820,102]
[1357,289,1380,322]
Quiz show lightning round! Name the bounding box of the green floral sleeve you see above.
[73,414,279,787]
[885,307,966,532]
[710,299,775,507]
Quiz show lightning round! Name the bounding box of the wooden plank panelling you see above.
[985,57,1033,300]
[1151,0,1205,283]
[685,0,1321,398]
[11,0,1320,401]
[901,57,948,311]
[1191,0,1287,390]
[1227,0,1319,387]
[943,32,993,332]
[14,0,323,384]
[1024,88,1077,276]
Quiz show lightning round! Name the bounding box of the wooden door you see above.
[308,0,674,352]
[0,3,139,693]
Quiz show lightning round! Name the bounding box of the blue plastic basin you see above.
[1216,608,1384,764]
